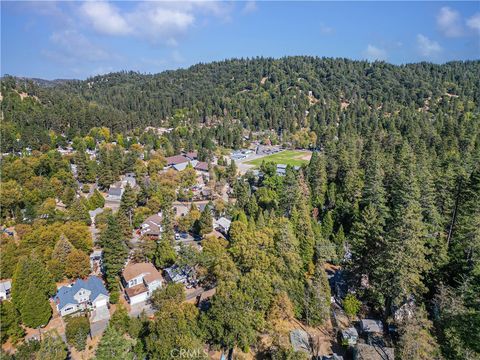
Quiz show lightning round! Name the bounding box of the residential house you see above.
[214,217,231,234]
[173,203,190,218]
[122,173,137,188]
[166,155,190,167]
[107,183,124,201]
[194,161,209,172]
[122,262,163,305]
[173,160,197,172]
[185,152,198,161]
[0,280,12,301]
[54,276,109,317]
[140,213,163,238]
[354,343,394,360]
[164,265,194,284]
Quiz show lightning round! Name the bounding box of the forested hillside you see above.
[1,57,479,359]
[1,57,479,150]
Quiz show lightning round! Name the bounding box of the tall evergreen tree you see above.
[119,183,136,227]
[307,151,327,210]
[12,255,54,328]
[195,205,213,236]
[95,326,134,360]
[100,215,129,289]
[36,331,67,360]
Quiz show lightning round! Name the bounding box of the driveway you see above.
[91,305,110,323]
[90,319,108,337]
[129,301,155,318]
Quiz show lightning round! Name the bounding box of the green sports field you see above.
[245,150,311,167]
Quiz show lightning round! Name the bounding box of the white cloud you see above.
[242,1,257,14]
[363,45,387,61]
[77,1,232,44]
[126,3,194,43]
[80,1,132,35]
[466,13,480,32]
[416,34,442,57]
[437,7,463,37]
[320,23,334,35]
[48,30,110,61]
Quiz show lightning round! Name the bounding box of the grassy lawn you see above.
[245,150,311,167]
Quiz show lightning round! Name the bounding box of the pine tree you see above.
[449,168,480,279]
[0,300,24,344]
[89,189,105,210]
[65,249,90,279]
[65,316,90,351]
[303,263,331,326]
[48,235,75,280]
[120,183,136,227]
[68,198,91,225]
[75,151,89,184]
[349,204,386,289]
[12,255,54,328]
[334,225,346,261]
[307,151,328,210]
[321,211,334,241]
[280,167,300,216]
[52,235,74,264]
[195,205,213,236]
[36,331,67,360]
[377,144,430,307]
[95,326,134,360]
[397,307,441,360]
[100,216,129,289]
[227,160,238,185]
[361,140,388,219]
[154,238,177,269]
[291,202,315,271]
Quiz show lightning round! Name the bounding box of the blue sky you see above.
[2,1,479,79]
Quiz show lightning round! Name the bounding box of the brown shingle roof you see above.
[194,161,209,171]
[166,155,189,166]
[125,283,148,298]
[123,262,162,283]
[185,152,198,160]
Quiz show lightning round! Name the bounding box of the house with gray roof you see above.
[54,276,109,317]
[214,217,231,234]
[0,280,12,300]
[107,184,124,201]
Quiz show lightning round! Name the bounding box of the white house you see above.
[122,262,163,305]
[0,280,12,301]
[54,276,109,317]
[214,217,231,234]
[140,213,163,238]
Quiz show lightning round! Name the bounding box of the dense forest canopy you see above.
[1,56,479,359]
[1,57,479,151]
